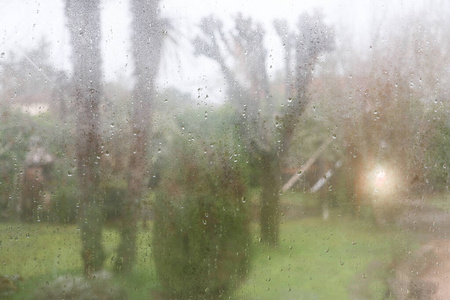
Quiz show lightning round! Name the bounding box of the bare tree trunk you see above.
[259,152,281,245]
[194,13,333,246]
[115,0,165,273]
[66,0,105,277]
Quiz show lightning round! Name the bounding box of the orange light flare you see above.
[368,165,401,198]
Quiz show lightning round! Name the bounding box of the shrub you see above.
[101,178,127,224]
[49,181,78,224]
[153,139,251,299]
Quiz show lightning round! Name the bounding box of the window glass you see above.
[0,1,449,299]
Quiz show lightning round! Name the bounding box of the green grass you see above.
[428,192,450,211]
[1,216,409,299]
[236,216,407,299]
[1,223,159,299]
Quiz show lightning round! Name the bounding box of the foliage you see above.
[101,178,128,224]
[0,108,62,220]
[0,110,31,219]
[152,133,251,299]
[423,108,450,192]
[194,12,334,245]
[48,179,79,224]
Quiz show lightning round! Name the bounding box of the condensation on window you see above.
[0,1,449,299]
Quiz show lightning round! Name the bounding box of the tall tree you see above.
[114,0,167,272]
[194,13,333,245]
[65,0,105,276]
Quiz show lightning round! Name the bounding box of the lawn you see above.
[1,215,409,299]
[429,192,450,212]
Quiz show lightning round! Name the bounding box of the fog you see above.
[0,0,449,299]
[1,0,435,98]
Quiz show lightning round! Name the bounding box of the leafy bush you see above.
[153,138,251,299]
[49,181,78,224]
[425,117,450,192]
[101,179,127,224]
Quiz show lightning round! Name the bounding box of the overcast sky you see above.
[0,0,430,100]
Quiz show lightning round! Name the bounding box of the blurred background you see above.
[0,0,449,299]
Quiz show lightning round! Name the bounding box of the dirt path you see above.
[421,239,450,300]
[389,196,450,299]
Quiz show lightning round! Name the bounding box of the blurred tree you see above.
[0,109,35,220]
[194,13,333,245]
[307,6,450,216]
[153,130,250,299]
[65,0,105,277]
[114,0,167,273]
